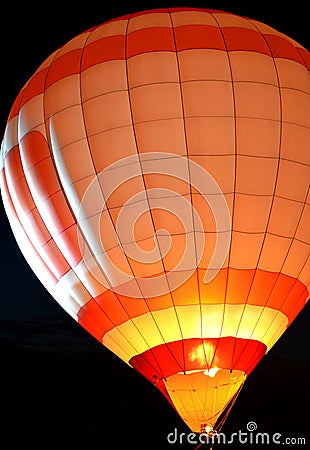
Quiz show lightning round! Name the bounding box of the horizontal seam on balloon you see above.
[73,230,308,254]
[39,52,310,89]
[45,183,307,206]
[17,173,308,207]
[14,78,309,122]
[17,109,309,140]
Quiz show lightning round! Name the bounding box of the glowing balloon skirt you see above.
[1,8,309,433]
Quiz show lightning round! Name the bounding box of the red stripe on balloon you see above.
[264,34,306,65]
[45,49,83,89]
[127,27,175,58]
[175,24,226,51]
[130,337,267,383]
[91,268,308,326]
[82,35,126,70]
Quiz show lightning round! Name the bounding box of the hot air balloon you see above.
[1,7,309,436]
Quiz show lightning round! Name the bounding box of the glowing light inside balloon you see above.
[204,367,221,378]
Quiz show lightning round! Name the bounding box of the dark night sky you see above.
[0,1,309,448]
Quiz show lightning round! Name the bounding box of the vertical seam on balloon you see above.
[124,20,168,284]
[182,380,201,430]
[175,387,198,429]
[208,12,238,373]
[295,47,309,70]
[202,370,211,423]
[190,386,202,430]
[3,62,82,316]
[0,164,64,305]
[253,186,310,347]
[7,67,52,263]
[229,22,309,369]
[168,8,203,375]
[231,22,299,359]
[14,55,73,280]
[239,340,266,377]
[123,10,187,376]
[76,23,161,360]
[3,90,55,292]
[40,36,108,302]
[283,279,309,319]
[123,13,185,377]
[36,38,115,318]
[38,28,146,359]
[73,21,171,377]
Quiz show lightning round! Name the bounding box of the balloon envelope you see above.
[1,8,309,433]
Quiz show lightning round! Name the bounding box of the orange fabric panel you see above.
[3,148,72,279]
[234,82,280,120]
[5,145,25,183]
[95,290,130,327]
[78,298,115,341]
[20,131,50,171]
[182,80,234,118]
[117,292,150,318]
[274,280,309,322]
[41,190,75,235]
[26,157,61,202]
[236,117,280,158]
[88,127,137,170]
[82,35,126,70]
[276,159,309,202]
[282,89,309,129]
[1,168,58,285]
[130,83,183,123]
[178,48,231,82]
[41,237,70,278]
[185,116,235,155]
[170,270,200,306]
[84,92,132,138]
[56,224,82,267]
[247,270,280,306]
[199,267,228,304]
[81,60,127,100]
[26,208,51,247]
[7,169,35,216]
[230,51,277,84]
[127,52,179,88]
[175,24,225,51]
[145,292,174,312]
[233,195,273,233]
[134,118,186,155]
[226,268,255,304]
[96,289,151,326]
[236,156,278,195]
[285,288,309,324]
[268,197,304,238]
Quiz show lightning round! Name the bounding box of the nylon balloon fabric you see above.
[1,8,309,433]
